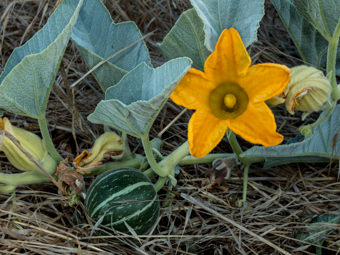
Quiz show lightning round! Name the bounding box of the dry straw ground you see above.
[0,0,339,254]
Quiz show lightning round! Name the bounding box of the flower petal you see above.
[188,110,228,157]
[170,68,214,110]
[241,63,290,103]
[204,28,251,83]
[228,103,283,147]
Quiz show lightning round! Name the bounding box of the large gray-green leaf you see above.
[190,0,265,51]
[159,8,210,70]
[240,105,340,168]
[88,58,192,137]
[293,0,340,39]
[272,0,326,69]
[71,0,151,91]
[272,0,340,75]
[0,0,83,119]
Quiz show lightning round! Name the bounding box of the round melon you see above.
[85,168,160,235]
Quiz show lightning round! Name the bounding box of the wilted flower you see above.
[285,65,332,119]
[73,132,124,170]
[0,117,57,173]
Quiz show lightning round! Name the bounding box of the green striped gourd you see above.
[85,168,160,235]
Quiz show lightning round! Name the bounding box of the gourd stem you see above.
[38,115,62,162]
[154,177,166,192]
[141,135,169,177]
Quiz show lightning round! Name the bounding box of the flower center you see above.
[223,94,237,109]
[209,82,249,120]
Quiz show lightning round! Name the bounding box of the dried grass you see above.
[0,0,339,254]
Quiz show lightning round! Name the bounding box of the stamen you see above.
[224,94,237,109]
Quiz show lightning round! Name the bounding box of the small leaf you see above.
[297,209,340,246]
[88,58,192,138]
[240,105,340,168]
[293,0,340,39]
[0,0,83,118]
[159,8,210,70]
[71,0,151,91]
[190,0,265,51]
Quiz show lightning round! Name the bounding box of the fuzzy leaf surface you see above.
[190,0,264,51]
[241,105,340,168]
[159,8,210,70]
[88,58,191,137]
[71,0,151,91]
[272,0,340,75]
[0,0,83,118]
[293,0,340,38]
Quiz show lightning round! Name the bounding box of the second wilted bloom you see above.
[0,118,57,174]
[286,66,332,117]
[73,132,124,171]
[270,65,332,119]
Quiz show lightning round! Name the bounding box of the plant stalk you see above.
[38,115,62,162]
[327,21,340,101]
[236,164,250,207]
[141,135,170,177]
[154,177,166,192]
[158,142,190,171]
[86,154,145,175]
[227,130,243,158]
[179,153,235,165]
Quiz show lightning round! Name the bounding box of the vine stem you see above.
[141,135,171,177]
[179,153,235,165]
[310,101,336,129]
[226,130,243,158]
[38,115,62,162]
[327,20,340,101]
[236,164,250,207]
[158,142,190,171]
[0,171,50,186]
[84,155,144,175]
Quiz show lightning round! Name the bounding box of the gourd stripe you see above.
[86,169,144,206]
[133,203,159,233]
[106,193,158,227]
[90,181,152,217]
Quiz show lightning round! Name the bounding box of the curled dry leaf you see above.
[56,157,85,198]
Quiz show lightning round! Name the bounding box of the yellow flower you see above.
[0,117,57,173]
[170,28,290,158]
